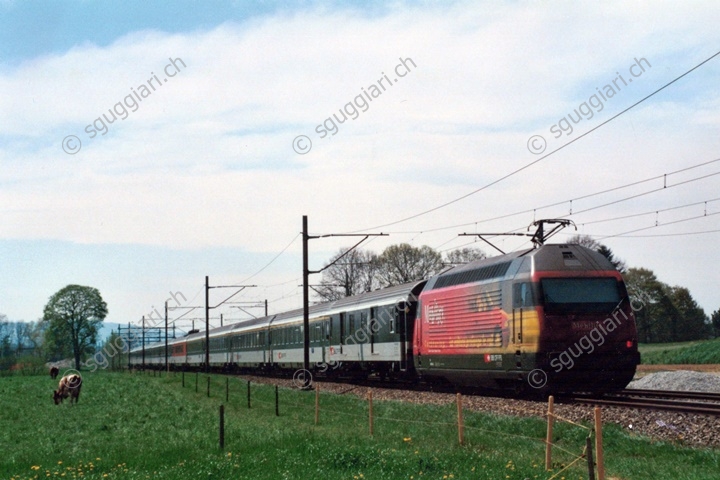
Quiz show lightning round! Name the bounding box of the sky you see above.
[1,0,719,334]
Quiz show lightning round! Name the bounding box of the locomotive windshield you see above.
[540,278,622,315]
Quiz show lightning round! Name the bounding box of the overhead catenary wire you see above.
[348,50,720,233]
[383,157,720,235]
[239,233,301,284]
[593,210,720,240]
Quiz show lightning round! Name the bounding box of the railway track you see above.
[619,388,720,402]
[569,389,720,416]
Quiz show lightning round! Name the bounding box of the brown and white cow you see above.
[53,374,82,405]
[49,366,59,379]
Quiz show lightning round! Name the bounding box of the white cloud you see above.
[1,1,719,321]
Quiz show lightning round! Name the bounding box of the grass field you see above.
[639,338,720,364]
[2,370,719,480]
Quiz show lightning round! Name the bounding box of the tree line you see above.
[314,237,720,343]
[1,285,107,372]
[1,237,718,373]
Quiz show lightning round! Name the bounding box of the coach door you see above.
[397,302,409,371]
[339,313,345,354]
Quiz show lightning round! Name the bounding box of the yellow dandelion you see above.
[32,466,41,471]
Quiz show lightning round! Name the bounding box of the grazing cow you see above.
[49,366,59,379]
[53,374,82,405]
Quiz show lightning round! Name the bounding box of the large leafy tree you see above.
[624,268,709,343]
[668,286,710,341]
[314,248,380,302]
[624,267,673,343]
[42,285,108,369]
[376,244,443,287]
[444,247,487,266]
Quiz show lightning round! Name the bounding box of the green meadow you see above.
[1,371,718,479]
[639,338,720,364]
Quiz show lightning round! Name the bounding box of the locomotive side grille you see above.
[432,261,512,290]
[425,288,504,348]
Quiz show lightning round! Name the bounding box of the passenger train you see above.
[129,239,640,393]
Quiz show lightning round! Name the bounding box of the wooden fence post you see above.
[594,407,605,480]
[545,395,555,471]
[275,385,279,417]
[219,405,225,450]
[315,384,320,425]
[368,389,374,436]
[586,436,595,480]
[456,393,464,446]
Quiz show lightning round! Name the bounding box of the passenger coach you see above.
[129,241,640,394]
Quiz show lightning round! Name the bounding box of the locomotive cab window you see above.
[513,282,536,308]
[541,278,621,315]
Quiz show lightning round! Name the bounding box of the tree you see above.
[624,268,710,343]
[596,244,627,273]
[444,247,487,266]
[568,234,626,272]
[567,234,600,250]
[376,244,443,287]
[623,268,671,343]
[711,309,720,338]
[314,248,380,302]
[0,314,12,359]
[25,321,46,356]
[42,285,108,370]
[669,286,710,341]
